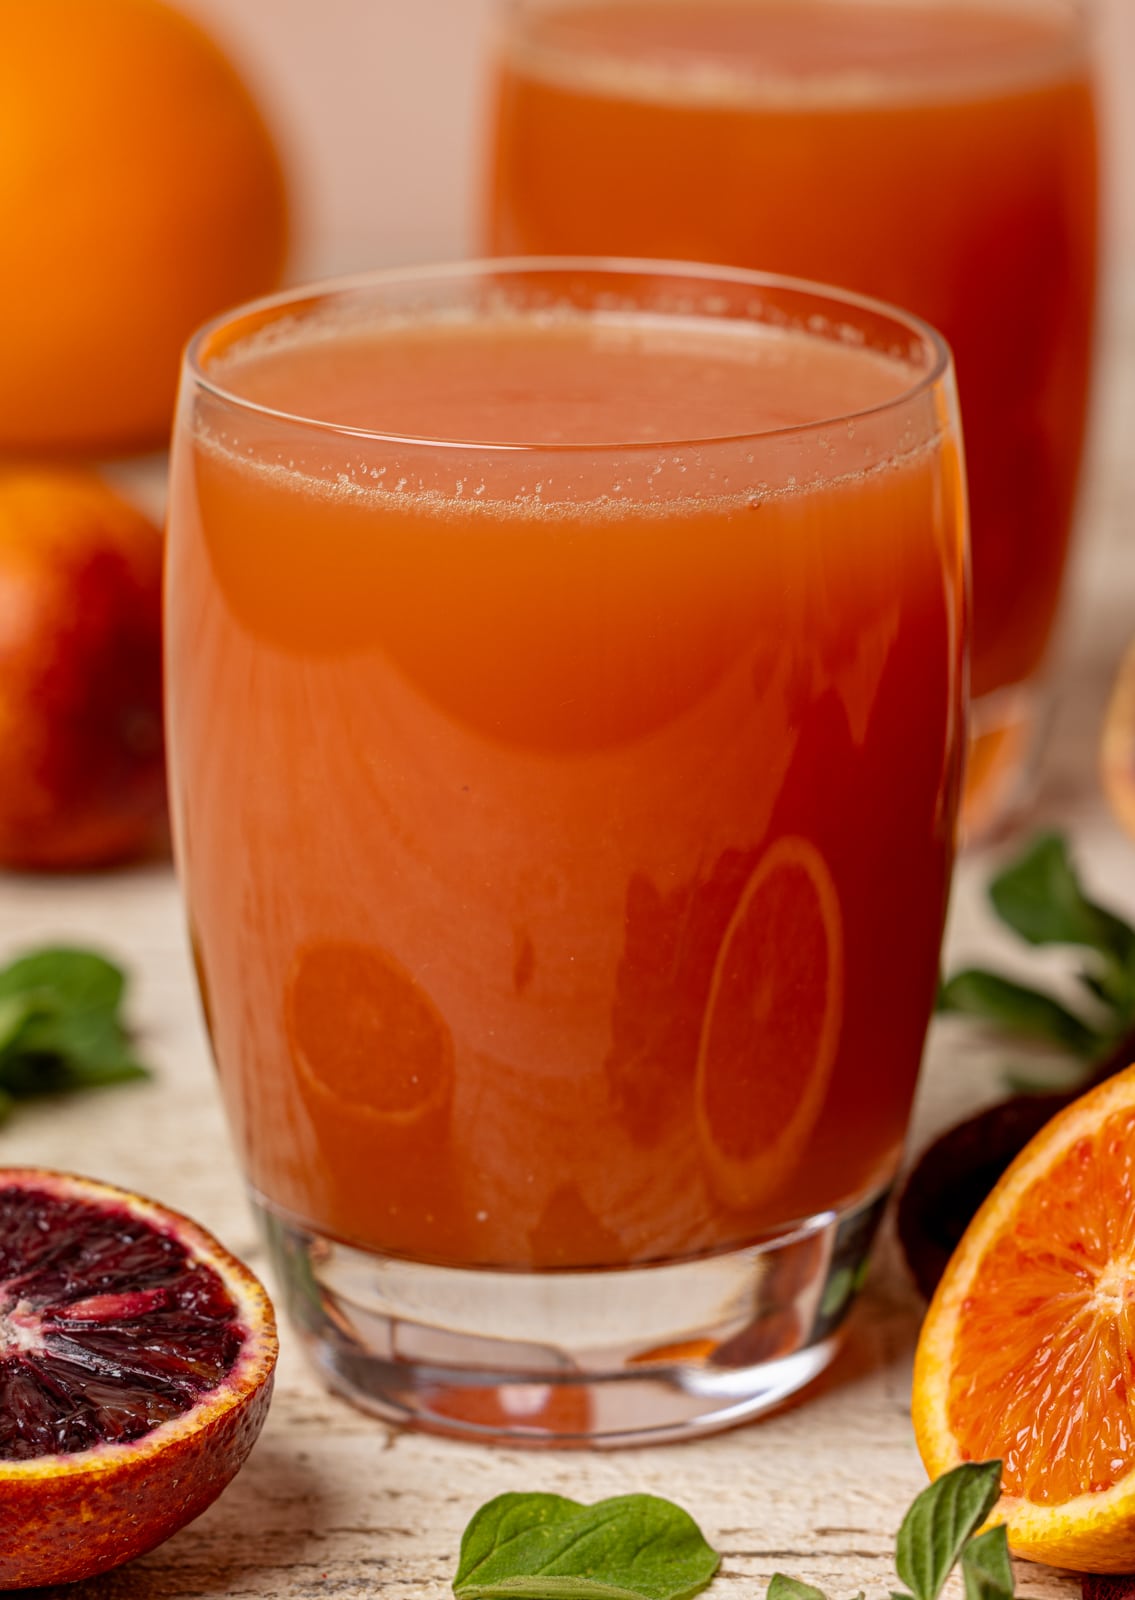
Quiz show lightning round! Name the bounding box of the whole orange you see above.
[0,467,166,869]
[0,0,289,455]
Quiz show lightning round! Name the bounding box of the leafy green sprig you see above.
[939,833,1135,1080]
[454,1493,720,1600]
[0,947,150,1122]
[769,1462,1009,1600]
[451,1464,1008,1600]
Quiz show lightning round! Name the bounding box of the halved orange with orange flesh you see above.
[1102,637,1135,842]
[913,1063,1135,1572]
[695,834,844,1210]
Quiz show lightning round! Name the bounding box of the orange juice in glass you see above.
[167,261,966,1444]
[487,0,1098,835]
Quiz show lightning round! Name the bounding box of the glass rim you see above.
[500,0,1091,34]
[184,255,955,455]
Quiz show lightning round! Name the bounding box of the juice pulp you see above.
[488,0,1098,700]
[167,300,965,1271]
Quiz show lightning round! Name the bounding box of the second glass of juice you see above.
[487,0,1098,836]
[166,260,966,1445]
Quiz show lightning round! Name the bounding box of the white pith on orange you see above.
[912,1064,1135,1573]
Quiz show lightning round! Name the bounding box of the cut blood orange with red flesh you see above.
[0,1168,277,1589]
[913,1064,1135,1572]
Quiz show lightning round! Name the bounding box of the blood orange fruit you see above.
[0,1168,277,1588]
[912,1064,1135,1572]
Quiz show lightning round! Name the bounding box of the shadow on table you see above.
[33,1436,335,1599]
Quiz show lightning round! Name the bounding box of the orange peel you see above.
[913,1064,1135,1572]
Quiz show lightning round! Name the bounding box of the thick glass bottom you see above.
[254,1185,888,1447]
[963,679,1049,844]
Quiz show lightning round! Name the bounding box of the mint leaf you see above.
[0,948,124,1012]
[767,1578,828,1600]
[961,1526,1012,1600]
[768,1576,830,1600]
[894,1461,1002,1600]
[937,970,1102,1057]
[0,994,36,1056]
[453,1493,720,1600]
[14,1006,141,1077]
[990,835,1135,970]
[0,946,151,1116]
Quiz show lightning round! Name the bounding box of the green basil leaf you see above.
[54,1052,150,1088]
[1082,957,1135,1019]
[0,994,37,1057]
[1086,907,1135,980]
[937,970,1101,1057]
[0,1048,147,1097]
[989,835,1135,969]
[961,1525,1013,1600]
[894,1462,1002,1600]
[0,946,151,1117]
[0,948,124,1013]
[768,1576,830,1600]
[15,1007,140,1075]
[453,1493,720,1600]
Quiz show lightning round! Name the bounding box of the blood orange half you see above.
[913,1064,1135,1572]
[0,1168,277,1588]
[694,834,844,1210]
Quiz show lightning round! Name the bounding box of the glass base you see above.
[254,1187,887,1447]
[962,680,1050,844]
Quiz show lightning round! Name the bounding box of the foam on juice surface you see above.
[506,0,1087,108]
[196,303,941,518]
[205,306,925,448]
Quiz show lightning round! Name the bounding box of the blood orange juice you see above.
[167,262,966,1443]
[488,0,1098,832]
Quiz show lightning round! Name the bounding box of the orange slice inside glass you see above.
[913,1063,1135,1572]
[694,833,844,1211]
[285,939,454,1126]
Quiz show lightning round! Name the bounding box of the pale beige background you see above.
[179,0,1133,280]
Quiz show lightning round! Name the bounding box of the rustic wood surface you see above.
[2,278,1133,1600]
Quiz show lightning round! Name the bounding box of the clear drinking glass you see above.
[166,259,966,1445]
[486,0,1098,838]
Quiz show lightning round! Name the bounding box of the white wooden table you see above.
[2,277,1133,1600]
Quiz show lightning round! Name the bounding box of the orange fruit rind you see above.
[0,0,289,454]
[913,1064,1135,1572]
